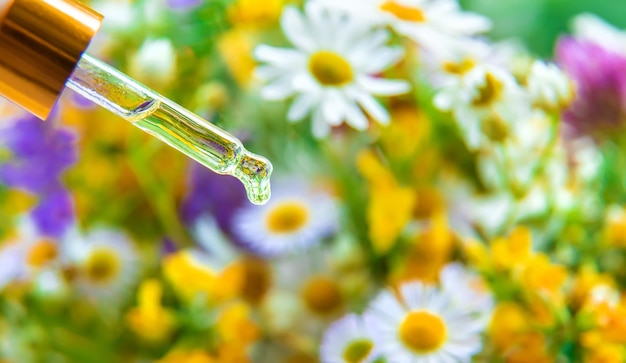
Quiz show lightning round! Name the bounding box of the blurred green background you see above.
[461,0,626,57]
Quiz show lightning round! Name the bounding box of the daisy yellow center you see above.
[380,1,426,22]
[443,59,477,75]
[84,248,121,284]
[399,311,447,353]
[482,114,509,142]
[343,339,374,363]
[241,257,273,304]
[473,73,504,107]
[27,239,58,268]
[301,275,343,315]
[266,201,310,234]
[308,51,354,86]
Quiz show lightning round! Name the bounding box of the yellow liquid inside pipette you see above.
[67,54,272,205]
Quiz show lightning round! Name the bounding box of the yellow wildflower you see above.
[217,302,260,346]
[163,250,244,304]
[605,207,626,247]
[588,301,626,345]
[227,0,284,28]
[489,302,529,351]
[489,302,551,363]
[157,349,215,363]
[570,266,614,309]
[520,254,568,300]
[379,105,430,159]
[584,343,625,363]
[462,238,490,270]
[126,279,176,343]
[357,150,415,254]
[366,185,415,254]
[390,212,454,284]
[218,29,256,87]
[356,149,397,189]
[491,226,533,271]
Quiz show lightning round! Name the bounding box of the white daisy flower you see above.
[66,229,139,304]
[439,263,493,324]
[320,313,381,363]
[367,281,487,362]
[232,180,339,258]
[0,218,62,290]
[254,3,410,138]
[313,0,491,58]
[527,60,575,110]
[434,64,530,150]
[129,38,178,89]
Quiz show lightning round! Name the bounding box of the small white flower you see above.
[232,180,339,258]
[129,38,178,89]
[313,0,491,58]
[434,65,529,150]
[320,313,381,363]
[66,229,139,304]
[439,263,493,324]
[254,4,409,137]
[0,218,62,290]
[527,61,575,110]
[367,281,487,363]
[572,13,626,56]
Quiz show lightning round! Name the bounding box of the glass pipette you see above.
[66,54,272,205]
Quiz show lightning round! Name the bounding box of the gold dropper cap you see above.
[0,0,102,120]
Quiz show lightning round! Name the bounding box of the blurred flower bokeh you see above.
[2,0,626,362]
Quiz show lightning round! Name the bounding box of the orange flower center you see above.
[266,201,310,234]
[308,51,354,86]
[343,339,374,363]
[380,1,426,22]
[27,239,58,268]
[301,275,343,315]
[399,310,447,353]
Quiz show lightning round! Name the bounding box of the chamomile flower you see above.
[367,281,487,362]
[434,65,529,150]
[439,263,494,324]
[232,180,339,258]
[313,0,491,57]
[0,218,62,290]
[320,313,381,363]
[254,4,409,138]
[67,229,139,304]
[527,61,575,111]
[129,38,178,89]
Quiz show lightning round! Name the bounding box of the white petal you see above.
[254,45,304,67]
[360,46,404,73]
[253,65,284,80]
[355,92,390,125]
[261,78,296,100]
[358,76,410,96]
[344,101,369,130]
[281,6,316,52]
[287,93,317,121]
[322,89,347,125]
[312,108,331,138]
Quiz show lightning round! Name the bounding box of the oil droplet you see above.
[234,152,273,205]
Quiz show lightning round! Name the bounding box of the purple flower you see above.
[0,113,77,236]
[181,161,247,234]
[556,37,626,136]
[30,188,75,237]
[166,0,203,11]
[0,114,77,193]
